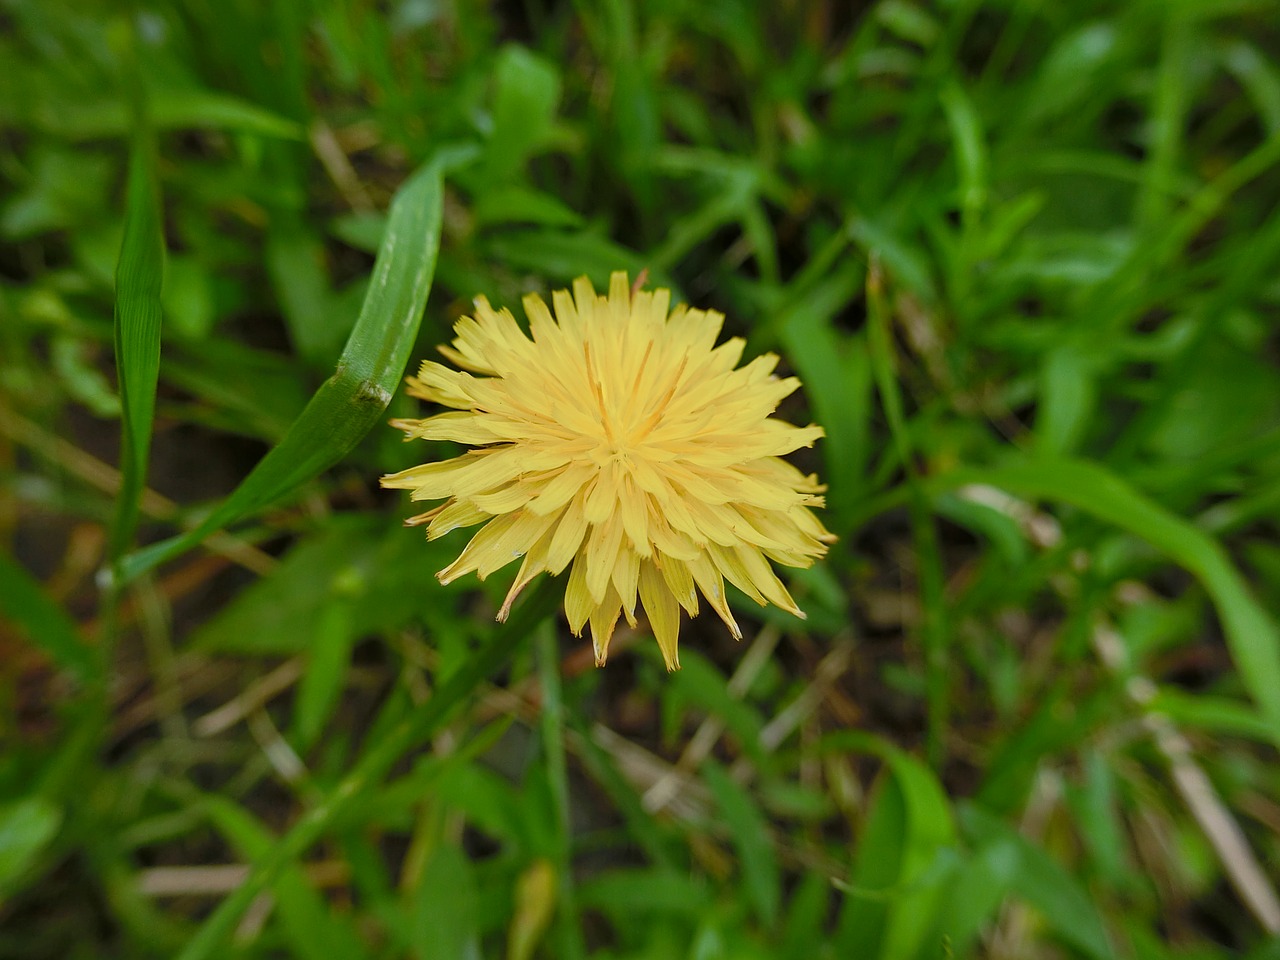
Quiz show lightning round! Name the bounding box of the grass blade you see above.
[202,796,371,960]
[867,260,950,767]
[939,458,1280,738]
[118,154,451,584]
[0,798,63,894]
[777,262,869,524]
[960,804,1116,960]
[109,131,165,561]
[0,550,97,682]
[536,622,586,960]
[825,731,956,959]
[703,761,781,931]
[174,577,559,960]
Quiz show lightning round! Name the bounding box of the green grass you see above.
[3,0,1280,957]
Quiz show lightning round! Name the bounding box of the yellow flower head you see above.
[382,272,834,670]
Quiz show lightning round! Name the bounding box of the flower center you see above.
[588,440,639,470]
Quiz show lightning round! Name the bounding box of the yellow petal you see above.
[583,464,618,524]
[611,545,640,626]
[470,481,542,514]
[617,476,651,556]
[638,559,681,670]
[584,516,625,603]
[564,551,593,636]
[656,554,699,617]
[546,494,590,574]
[687,552,740,639]
[526,462,595,516]
[497,521,557,621]
[424,499,490,538]
[552,287,582,338]
[646,508,700,561]
[714,542,803,617]
[589,584,624,665]
[437,509,555,584]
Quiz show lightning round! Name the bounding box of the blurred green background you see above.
[3,0,1280,957]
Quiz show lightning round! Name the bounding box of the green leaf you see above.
[203,797,369,960]
[1070,749,1129,889]
[939,79,987,229]
[779,871,832,960]
[933,493,1029,568]
[432,763,527,849]
[935,458,1280,739]
[959,804,1116,960]
[110,130,165,560]
[867,262,950,766]
[703,761,780,931]
[291,585,357,751]
[1246,936,1280,960]
[160,255,216,340]
[1020,23,1122,131]
[0,146,114,240]
[118,153,452,583]
[149,88,305,139]
[473,185,584,229]
[1136,16,1192,230]
[534,622,586,960]
[1036,344,1096,456]
[0,550,96,682]
[1223,40,1280,137]
[778,264,870,520]
[330,212,387,254]
[267,211,344,365]
[483,229,658,290]
[827,732,956,960]
[846,215,937,304]
[411,842,481,960]
[918,842,1015,960]
[175,577,559,960]
[481,45,561,185]
[162,338,309,442]
[571,726,683,870]
[0,798,62,893]
[24,88,304,141]
[670,652,766,764]
[191,516,456,656]
[574,868,710,918]
[1150,689,1280,749]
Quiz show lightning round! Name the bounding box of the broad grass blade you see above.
[109,131,165,561]
[827,731,957,959]
[118,157,448,584]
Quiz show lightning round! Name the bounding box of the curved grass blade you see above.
[822,731,958,959]
[39,89,304,141]
[939,458,1280,738]
[109,130,165,562]
[117,157,447,584]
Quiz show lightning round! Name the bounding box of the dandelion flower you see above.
[382,272,834,670]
